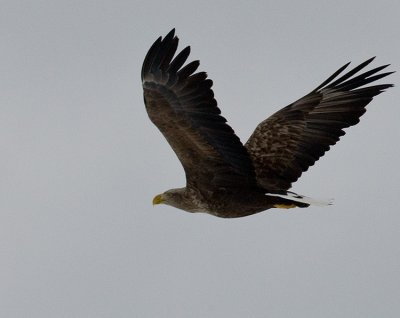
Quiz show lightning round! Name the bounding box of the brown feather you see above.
[245,59,393,191]
[142,29,256,190]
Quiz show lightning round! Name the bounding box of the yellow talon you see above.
[273,203,297,209]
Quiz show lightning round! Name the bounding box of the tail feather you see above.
[268,191,333,208]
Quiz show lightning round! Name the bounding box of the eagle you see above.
[141,29,393,218]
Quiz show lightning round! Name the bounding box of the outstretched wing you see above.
[142,29,256,189]
[245,57,393,191]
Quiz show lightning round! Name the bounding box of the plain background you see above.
[1,1,399,317]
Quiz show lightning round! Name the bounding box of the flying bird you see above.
[141,29,393,218]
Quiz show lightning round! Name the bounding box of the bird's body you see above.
[142,29,393,218]
[154,187,306,218]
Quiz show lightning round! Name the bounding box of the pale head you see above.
[152,187,206,213]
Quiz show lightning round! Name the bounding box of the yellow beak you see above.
[152,194,164,205]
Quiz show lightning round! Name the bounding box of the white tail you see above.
[268,191,333,207]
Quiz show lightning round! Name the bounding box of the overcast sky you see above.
[1,1,399,317]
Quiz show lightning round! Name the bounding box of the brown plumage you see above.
[142,29,393,218]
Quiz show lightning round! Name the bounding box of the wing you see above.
[245,57,393,191]
[142,29,256,189]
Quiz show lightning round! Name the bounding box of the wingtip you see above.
[343,61,352,68]
[340,56,376,72]
[364,56,376,64]
[164,28,176,40]
[185,45,191,54]
[363,56,376,66]
[161,29,176,46]
[380,63,391,70]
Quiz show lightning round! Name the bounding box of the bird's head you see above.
[152,188,186,207]
[152,193,166,205]
[151,188,200,213]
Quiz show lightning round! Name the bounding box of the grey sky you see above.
[1,1,399,317]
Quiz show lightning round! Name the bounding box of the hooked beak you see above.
[152,194,164,205]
